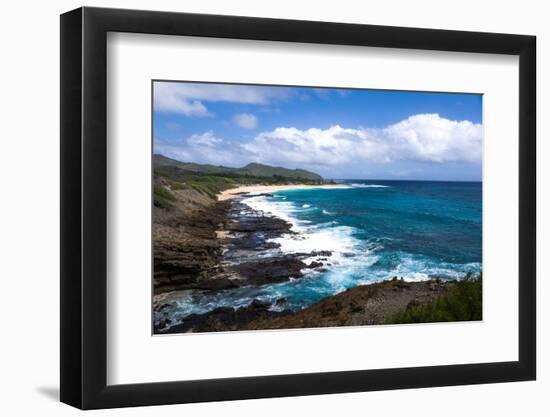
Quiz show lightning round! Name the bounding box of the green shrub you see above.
[153,167,331,202]
[190,182,218,199]
[153,184,176,208]
[386,272,482,324]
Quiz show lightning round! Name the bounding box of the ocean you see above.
[162,180,482,320]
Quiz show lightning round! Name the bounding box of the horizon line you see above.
[329,178,482,183]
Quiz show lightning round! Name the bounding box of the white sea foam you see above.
[350,183,390,188]
[302,204,311,208]
[242,195,305,230]
[324,184,350,189]
[243,195,357,253]
[357,254,481,285]
[240,193,480,300]
[273,225,357,257]
[245,196,344,250]
[275,184,351,191]
[241,194,381,289]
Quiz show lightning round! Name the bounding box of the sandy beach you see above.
[217,184,344,201]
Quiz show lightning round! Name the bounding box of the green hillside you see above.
[153,154,323,181]
[153,154,326,209]
[240,162,322,181]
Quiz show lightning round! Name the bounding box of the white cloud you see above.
[233,113,258,129]
[187,131,223,147]
[155,132,237,166]
[382,113,482,163]
[153,82,290,116]
[154,83,211,117]
[242,114,482,166]
[153,141,193,162]
[155,114,481,180]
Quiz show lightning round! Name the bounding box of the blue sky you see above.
[153,81,482,181]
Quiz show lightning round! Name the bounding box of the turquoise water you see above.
[170,180,482,317]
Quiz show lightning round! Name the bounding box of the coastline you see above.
[158,278,455,333]
[217,183,345,201]
[153,192,322,330]
[154,177,482,333]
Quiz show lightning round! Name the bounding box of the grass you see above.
[386,272,482,324]
[153,166,326,204]
[153,184,176,208]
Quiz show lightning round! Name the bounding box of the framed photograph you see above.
[60,6,536,409]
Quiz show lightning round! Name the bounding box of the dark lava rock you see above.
[153,200,231,293]
[158,299,290,333]
[249,299,271,310]
[157,318,172,329]
[350,303,364,313]
[226,202,291,234]
[195,277,241,290]
[231,256,306,285]
[313,250,333,257]
[239,279,454,331]
[294,250,333,258]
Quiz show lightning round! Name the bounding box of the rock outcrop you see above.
[156,279,453,333]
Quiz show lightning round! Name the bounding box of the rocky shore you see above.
[153,184,336,330]
[154,191,326,293]
[156,278,454,333]
[153,183,461,333]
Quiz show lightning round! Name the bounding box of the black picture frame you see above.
[60,6,536,410]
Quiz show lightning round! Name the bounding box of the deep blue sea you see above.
[168,180,482,318]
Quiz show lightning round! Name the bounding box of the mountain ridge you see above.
[153,154,323,181]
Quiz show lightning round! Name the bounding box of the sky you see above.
[153,81,483,181]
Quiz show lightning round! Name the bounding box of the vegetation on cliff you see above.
[152,154,327,295]
[385,273,482,324]
[153,154,327,208]
[153,184,177,208]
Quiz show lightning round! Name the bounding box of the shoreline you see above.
[156,278,457,333]
[154,179,482,333]
[217,183,345,201]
